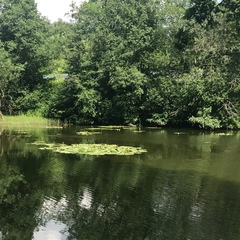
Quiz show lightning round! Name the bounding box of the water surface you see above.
[0,126,240,240]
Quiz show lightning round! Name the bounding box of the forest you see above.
[0,0,239,129]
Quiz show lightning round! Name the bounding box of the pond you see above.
[0,126,240,240]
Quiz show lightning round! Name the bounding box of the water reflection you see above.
[0,127,240,239]
[34,220,69,240]
[78,188,92,209]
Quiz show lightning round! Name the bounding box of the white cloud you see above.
[35,0,85,22]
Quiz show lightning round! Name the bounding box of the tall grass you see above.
[0,115,60,127]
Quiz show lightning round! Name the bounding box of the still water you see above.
[0,126,240,240]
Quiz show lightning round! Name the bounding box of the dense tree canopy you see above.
[0,0,51,87]
[0,0,239,129]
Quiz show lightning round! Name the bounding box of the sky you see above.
[35,0,85,22]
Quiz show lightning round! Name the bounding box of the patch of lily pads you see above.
[30,141,147,156]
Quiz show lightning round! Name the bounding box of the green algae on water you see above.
[30,141,147,156]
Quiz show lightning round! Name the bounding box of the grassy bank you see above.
[0,115,60,128]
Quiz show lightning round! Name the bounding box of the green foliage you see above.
[144,77,174,126]
[185,0,216,23]
[47,76,101,124]
[170,0,240,128]
[0,0,239,129]
[189,107,221,129]
[0,42,23,114]
[64,0,186,125]
[44,20,72,75]
[0,0,51,87]
[0,0,54,116]
[109,66,147,124]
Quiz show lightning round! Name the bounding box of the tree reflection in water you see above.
[0,128,240,239]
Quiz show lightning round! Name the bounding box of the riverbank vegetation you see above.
[0,115,59,127]
[0,0,239,129]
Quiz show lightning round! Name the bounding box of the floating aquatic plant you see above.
[85,126,122,131]
[85,126,138,131]
[30,141,147,156]
[76,131,102,136]
[215,132,234,136]
[131,130,145,133]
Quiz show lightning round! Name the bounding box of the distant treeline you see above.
[0,0,239,129]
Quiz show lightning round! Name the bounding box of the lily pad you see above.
[30,141,147,156]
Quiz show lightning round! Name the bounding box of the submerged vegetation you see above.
[30,141,147,156]
[0,0,239,129]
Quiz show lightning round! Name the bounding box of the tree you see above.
[185,0,216,23]
[64,0,187,125]
[45,20,72,75]
[173,0,240,128]
[0,42,23,115]
[47,76,101,124]
[0,0,51,89]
